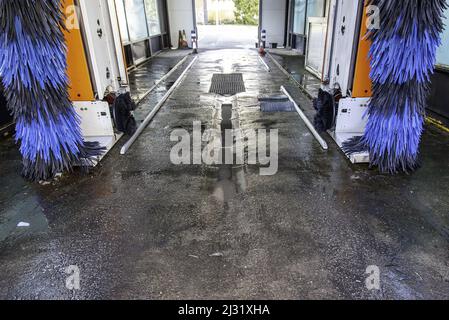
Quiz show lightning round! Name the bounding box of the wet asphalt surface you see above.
[0,49,448,300]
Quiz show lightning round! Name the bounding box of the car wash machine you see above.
[313,0,447,174]
[0,0,130,181]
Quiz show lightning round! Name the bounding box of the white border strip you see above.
[258,55,270,72]
[120,56,199,155]
[281,86,328,150]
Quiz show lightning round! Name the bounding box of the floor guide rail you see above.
[258,55,270,72]
[267,52,314,99]
[281,86,329,150]
[120,56,199,155]
[135,55,190,105]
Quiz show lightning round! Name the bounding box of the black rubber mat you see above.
[259,96,295,112]
[209,73,246,95]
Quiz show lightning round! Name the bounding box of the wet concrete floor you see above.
[0,49,448,300]
[268,49,322,98]
[128,50,190,103]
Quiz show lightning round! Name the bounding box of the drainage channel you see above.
[213,101,247,206]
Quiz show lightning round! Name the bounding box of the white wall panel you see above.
[261,0,287,46]
[327,0,362,96]
[167,0,195,48]
[79,0,123,99]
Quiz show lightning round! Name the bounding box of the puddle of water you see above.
[0,196,48,242]
[213,101,248,204]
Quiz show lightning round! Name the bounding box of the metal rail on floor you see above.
[258,55,270,72]
[120,56,199,155]
[426,116,449,134]
[135,55,190,105]
[267,52,314,99]
[281,86,329,150]
[267,53,290,77]
[0,122,14,137]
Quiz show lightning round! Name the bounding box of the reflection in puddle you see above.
[213,101,248,205]
[0,195,48,242]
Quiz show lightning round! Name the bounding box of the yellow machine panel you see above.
[62,0,95,101]
[352,4,372,98]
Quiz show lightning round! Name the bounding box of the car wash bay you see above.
[1,47,449,299]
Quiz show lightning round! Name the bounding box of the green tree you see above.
[233,0,259,25]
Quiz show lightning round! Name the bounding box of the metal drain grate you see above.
[209,73,246,96]
[259,96,295,112]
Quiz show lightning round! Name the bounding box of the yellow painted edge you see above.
[426,117,449,134]
[352,1,372,98]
